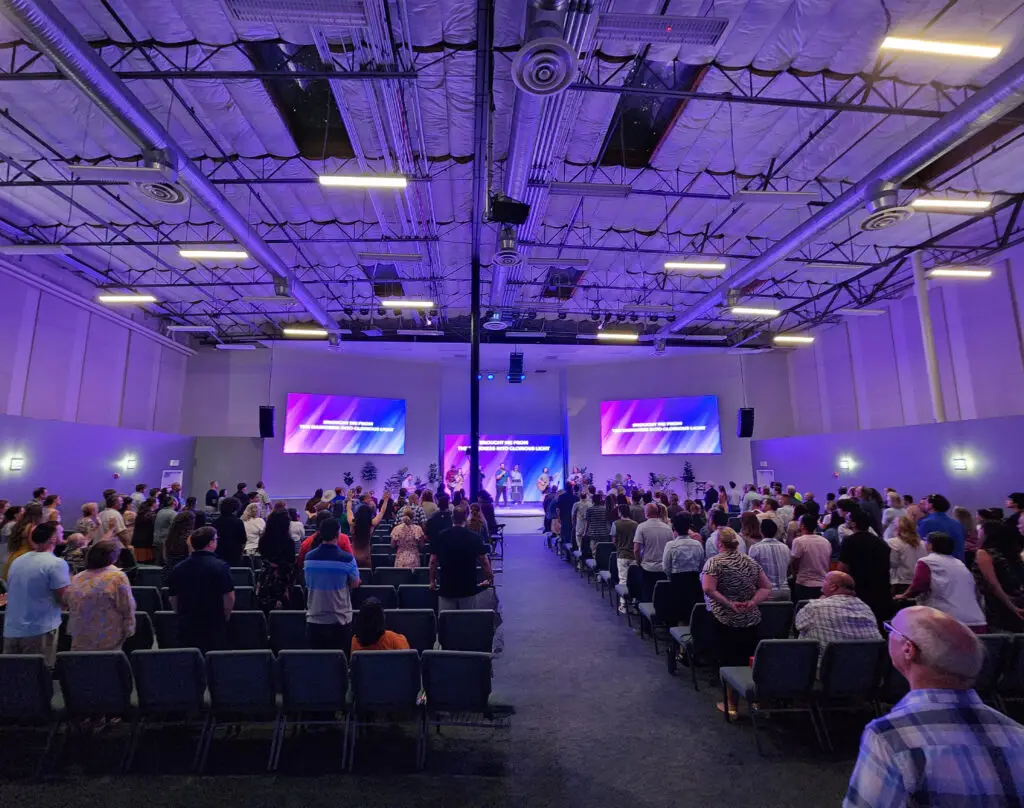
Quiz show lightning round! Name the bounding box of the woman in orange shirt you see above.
[351,597,409,652]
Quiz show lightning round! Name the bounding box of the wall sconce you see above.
[125,456,137,471]
[9,456,24,471]
[952,457,968,471]
[838,457,853,471]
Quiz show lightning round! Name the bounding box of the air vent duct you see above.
[494,226,521,267]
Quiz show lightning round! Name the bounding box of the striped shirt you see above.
[304,543,360,625]
[844,689,1024,808]
[702,552,763,628]
[748,538,791,592]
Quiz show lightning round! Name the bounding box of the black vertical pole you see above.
[468,0,492,503]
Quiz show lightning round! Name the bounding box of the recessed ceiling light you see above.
[730,306,780,317]
[178,247,249,260]
[773,334,815,345]
[318,175,407,189]
[98,294,157,304]
[928,266,992,279]
[910,198,992,211]
[880,36,1002,59]
[664,260,727,271]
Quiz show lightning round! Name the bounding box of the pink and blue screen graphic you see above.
[600,396,721,455]
[284,393,406,455]
[443,435,564,502]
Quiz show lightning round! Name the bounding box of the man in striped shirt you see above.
[304,518,360,651]
[747,519,791,600]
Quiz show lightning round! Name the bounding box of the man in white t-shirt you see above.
[790,513,833,602]
[95,493,126,543]
[633,502,673,601]
[2,522,69,666]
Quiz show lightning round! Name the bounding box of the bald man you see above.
[845,606,1024,807]
[794,571,881,673]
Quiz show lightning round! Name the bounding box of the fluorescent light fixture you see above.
[730,306,780,317]
[69,161,177,183]
[682,334,728,342]
[524,256,589,266]
[774,334,815,345]
[664,260,727,271]
[928,266,992,279]
[125,456,137,471]
[504,330,547,338]
[282,327,329,338]
[838,307,886,317]
[9,456,24,471]
[549,181,632,198]
[596,332,640,342]
[362,328,383,337]
[880,36,1001,59]
[215,344,257,351]
[356,251,422,263]
[594,13,729,46]
[166,325,216,333]
[731,190,817,206]
[381,299,433,309]
[800,262,865,271]
[318,174,407,189]
[242,295,295,304]
[0,243,73,255]
[838,457,853,471]
[397,329,445,337]
[952,456,969,471]
[178,247,249,260]
[911,197,992,211]
[98,294,157,304]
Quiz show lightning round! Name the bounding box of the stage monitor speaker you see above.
[507,351,525,384]
[491,196,531,225]
[737,407,754,438]
[259,405,275,439]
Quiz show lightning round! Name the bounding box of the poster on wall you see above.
[442,435,564,503]
[160,469,184,490]
[283,393,406,455]
[600,396,722,455]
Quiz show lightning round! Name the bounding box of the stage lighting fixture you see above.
[359,308,369,316]
[377,308,385,316]
[630,313,639,322]
[667,314,677,323]
[487,373,495,380]
[343,307,353,315]
[557,312,567,320]
[616,313,626,322]
[648,314,658,323]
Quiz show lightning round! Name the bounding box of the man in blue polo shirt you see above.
[168,526,235,652]
[918,494,965,561]
[304,518,360,650]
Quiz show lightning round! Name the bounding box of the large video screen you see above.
[443,435,564,503]
[284,393,406,455]
[600,396,721,455]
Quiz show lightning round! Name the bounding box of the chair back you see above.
[1004,635,1024,697]
[122,611,155,654]
[384,609,437,653]
[0,655,53,721]
[206,650,277,715]
[352,585,398,610]
[652,579,683,625]
[278,650,348,712]
[422,650,491,713]
[751,640,819,700]
[593,542,614,571]
[288,584,306,609]
[229,567,255,588]
[371,554,394,569]
[438,609,495,653]
[131,648,206,713]
[374,567,413,589]
[608,551,619,586]
[135,566,163,588]
[357,567,373,585]
[153,610,180,648]
[160,587,172,610]
[233,586,255,611]
[371,544,393,556]
[131,586,163,615]
[976,633,1012,694]
[756,601,795,639]
[226,610,269,650]
[398,584,438,611]
[688,604,717,657]
[411,567,431,585]
[625,564,644,601]
[880,657,910,704]
[56,651,134,716]
[269,610,309,652]
[350,650,420,712]
[668,572,702,624]
[819,640,886,697]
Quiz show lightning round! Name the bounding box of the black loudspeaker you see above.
[507,352,525,384]
[737,407,755,438]
[491,196,531,225]
[259,405,275,439]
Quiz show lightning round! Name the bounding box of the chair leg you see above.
[119,719,138,773]
[191,715,211,772]
[34,722,59,779]
[722,681,731,723]
[271,714,286,771]
[652,624,660,655]
[750,707,766,757]
[813,704,832,752]
[198,717,216,774]
[666,638,677,675]
[346,716,357,772]
[123,716,145,772]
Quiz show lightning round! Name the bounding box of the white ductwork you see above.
[0,0,337,331]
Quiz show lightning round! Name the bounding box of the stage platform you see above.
[494,505,545,533]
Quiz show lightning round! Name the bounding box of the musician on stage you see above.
[495,463,509,506]
[536,467,551,495]
[509,464,524,504]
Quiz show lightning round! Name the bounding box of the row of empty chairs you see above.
[0,647,511,775]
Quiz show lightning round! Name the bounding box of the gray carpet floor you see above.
[0,534,858,807]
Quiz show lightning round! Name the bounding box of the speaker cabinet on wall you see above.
[737,407,755,438]
[259,405,275,439]
[508,351,525,384]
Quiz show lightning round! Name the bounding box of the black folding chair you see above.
[226,610,269,650]
[269,610,309,652]
[438,610,495,653]
[131,586,163,615]
[815,639,887,751]
[274,650,349,771]
[385,609,437,653]
[352,585,398,611]
[0,655,62,777]
[347,650,423,771]
[374,567,414,589]
[122,612,155,654]
[55,651,136,770]
[399,584,438,612]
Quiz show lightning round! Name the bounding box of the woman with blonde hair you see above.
[242,501,266,555]
[887,515,927,594]
[390,506,425,568]
[467,502,490,541]
[881,490,906,539]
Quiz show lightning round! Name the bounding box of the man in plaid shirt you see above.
[406,493,427,527]
[795,571,881,672]
[845,606,1024,807]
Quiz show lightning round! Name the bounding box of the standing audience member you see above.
[918,494,965,561]
[704,509,737,557]
[391,507,426,568]
[3,503,44,578]
[351,597,410,652]
[738,511,761,550]
[420,490,437,518]
[130,483,148,509]
[241,502,266,556]
[304,489,324,521]
[212,498,246,566]
[424,493,453,546]
[896,532,986,631]
[881,491,906,539]
[886,515,928,595]
[466,502,490,541]
[162,510,196,587]
[41,494,61,524]
[0,504,22,568]
[205,481,220,511]
[73,503,99,538]
[65,540,136,650]
[748,519,792,600]
[972,520,1024,632]
[663,513,705,623]
[790,514,833,602]
[795,571,882,671]
[152,495,177,564]
[557,483,579,554]
[839,510,892,625]
[168,526,234,652]
[129,498,157,562]
[303,518,360,650]
[97,494,127,540]
[611,503,638,614]
[256,510,297,611]
[347,490,389,567]
[1,523,68,665]
[844,607,1024,807]
[287,508,305,553]
[633,502,674,601]
[429,506,493,610]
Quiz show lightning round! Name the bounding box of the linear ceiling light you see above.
[910,197,992,211]
[838,308,886,317]
[664,260,727,271]
[397,329,445,337]
[548,181,632,198]
[0,243,73,255]
[880,36,1002,59]
[596,332,639,342]
[524,256,590,266]
[504,330,547,338]
[928,266,993,279]
[773,334,815,345]
[69,162,177,183]
[730,306,780,317]
[356,251,422,263]
[381,299,433,309]
[594,13,729,45]
[282,327,330,337]
[800,262,865,271]
[682,334,728,342]
[242,294,295,304]
[166,325,216,333]
[98,294,157,304]
[179,247,249,260]
[318,175,407,189]
[215,343,257,351]
[731,190,817,206]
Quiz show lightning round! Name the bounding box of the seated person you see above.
[794,571,882,673]
[351,597,409,652]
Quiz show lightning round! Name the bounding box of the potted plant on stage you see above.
[361,461,378,485]
[682,461,695,499]
[343,471,354,487]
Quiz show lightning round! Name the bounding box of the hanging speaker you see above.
[737,408,754,438]
[259,405,275,439]
[507,351,525,384]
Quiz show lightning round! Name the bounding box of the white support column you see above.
[913,252,947,423]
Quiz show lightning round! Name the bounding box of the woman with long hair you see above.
[161,510,195,587]
[304,489,324,521]
[346,491,388,567]
[3,502,44,578]
[739,511,761,548]
[420,489,437,518]
[953,506,979,566]
[351,597,409,652]
[887,515,927,595]
[466,503,490,541]
[881,490,906,539]
[390,506,426,568]
[0,504,22,569]
[973,520,1024,631]
[130,498,157,563]
[66,541,136,651]
[241,502,266,555]
[256,510,297,611]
